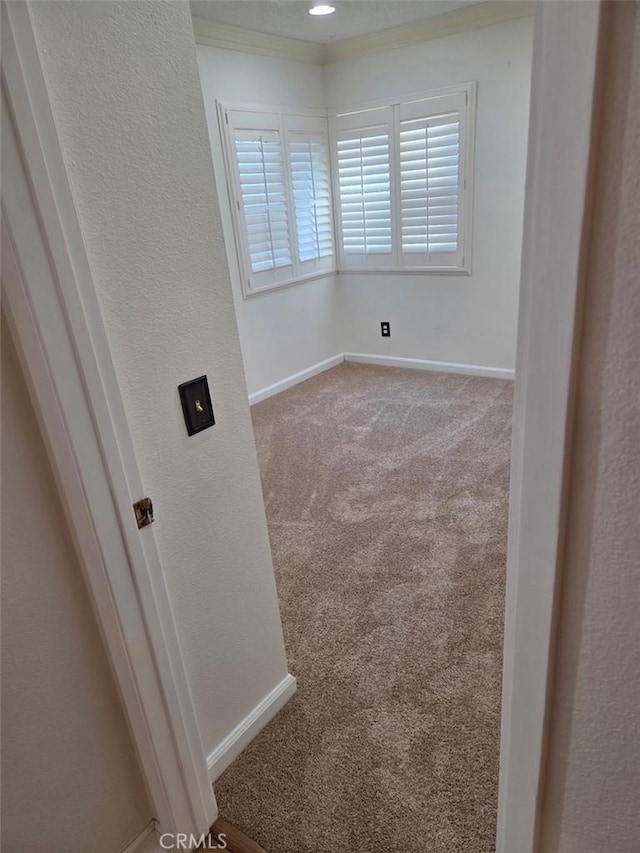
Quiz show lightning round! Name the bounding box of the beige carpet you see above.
[216,363,513,853]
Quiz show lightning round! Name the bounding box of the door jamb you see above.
[497,2,604,850]
[1,2,217,839]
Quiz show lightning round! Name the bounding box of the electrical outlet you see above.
[381,321,391,337]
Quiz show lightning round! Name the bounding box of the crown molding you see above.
[192,17,325,65]
[192,1,533,67]
[324,1,534,64]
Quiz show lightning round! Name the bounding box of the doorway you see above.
[193,2,534,849]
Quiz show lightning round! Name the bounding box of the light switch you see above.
[179,375,215,436]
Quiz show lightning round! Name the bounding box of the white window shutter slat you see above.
[335,125,394,268]
[288,133,334,266]
[399,115,461,259]
[233,131,293,281]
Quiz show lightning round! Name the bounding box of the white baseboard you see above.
[207,673,297,781]
[344,352,516,381]
[121,821,159,853]
[248,354,344,405]
[248,353,514,407]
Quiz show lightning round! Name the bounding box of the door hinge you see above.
[133,497,154,530]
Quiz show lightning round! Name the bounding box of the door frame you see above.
[1,1,607,851]
[497,2,604,850]
[2,2,217,842]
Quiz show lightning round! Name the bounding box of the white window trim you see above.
[217,100,338,299]
[329,81,477,276]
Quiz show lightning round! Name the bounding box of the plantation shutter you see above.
[287,118,335,277]
[337,131,391,254]
[398,93,467,269]
[233,130,292,281]
[332,107,395,270]
[225,110,294,292]
[223,108,336,293]
[400,118,460,254]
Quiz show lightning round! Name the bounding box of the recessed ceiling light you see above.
[309,4,335,15]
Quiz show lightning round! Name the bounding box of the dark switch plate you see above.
[179,375,215,436]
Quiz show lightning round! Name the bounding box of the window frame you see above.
[329,81,477,276]
[217,101,337,299]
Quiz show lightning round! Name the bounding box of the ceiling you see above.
[190,1,481,45]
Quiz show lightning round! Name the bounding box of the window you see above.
[337,130,392,255]
[221,106,335,296]
[331,84,475,273]
[289,133,333,265]
[218,86,475,295]
[333,106,394,270]
[337,129,392,257]
[234,130,291,276]
[399,118,460,257]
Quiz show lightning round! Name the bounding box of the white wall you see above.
[539,3,640,850]
[324,16,533,371]
[1,319,152,852]
[29,0,290,761]
[196,46,342,395]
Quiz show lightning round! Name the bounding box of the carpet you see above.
[215,362,513,853]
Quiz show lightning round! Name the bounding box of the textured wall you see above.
[29,0,289,757]
[1,320,151,851]
[540,3,640,850]
[196,46,342,396]
[324,16,533,371]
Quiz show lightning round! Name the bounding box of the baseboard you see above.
[120,821,159,853]
[344,352,516,381]
[248,355,344,405]
[247,353,514,407]
[207,673,297,781]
